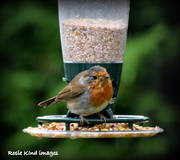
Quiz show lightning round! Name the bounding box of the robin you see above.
[38,65,113,124]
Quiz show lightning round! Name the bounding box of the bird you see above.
[38,65,113,124]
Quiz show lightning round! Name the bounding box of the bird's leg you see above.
[79,114,90,125]
[96,112,108,123]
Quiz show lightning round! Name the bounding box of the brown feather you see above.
[38,70,88,107]
[56,80,85,101]
[38,96,57,108]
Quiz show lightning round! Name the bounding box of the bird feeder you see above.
[23,0,163,139]
[59,0,130,118]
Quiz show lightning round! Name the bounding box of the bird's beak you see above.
[103,74,109,79]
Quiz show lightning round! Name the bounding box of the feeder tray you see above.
[23,115,163,139]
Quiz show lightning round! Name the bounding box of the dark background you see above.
[0,0,179,160]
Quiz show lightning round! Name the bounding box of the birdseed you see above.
[61,18,127,63]
[28,122,160,132]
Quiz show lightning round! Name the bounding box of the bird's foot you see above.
[96,113,108,123]
[79,115,90,125]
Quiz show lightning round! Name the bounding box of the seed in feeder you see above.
[61,18,127,63]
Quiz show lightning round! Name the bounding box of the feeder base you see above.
[23,128,163,139]
[23,114,163,139]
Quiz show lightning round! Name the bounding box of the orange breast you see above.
[89,80,113,107]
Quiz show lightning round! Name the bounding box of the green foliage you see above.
[0,0,179,160]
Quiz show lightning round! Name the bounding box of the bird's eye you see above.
[93,76,97,80]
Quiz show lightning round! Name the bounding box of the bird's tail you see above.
[38,96,57,108]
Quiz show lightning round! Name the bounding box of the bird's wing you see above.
[56,70,88,101]
[56,83,85,101]
[37,84,85,107]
